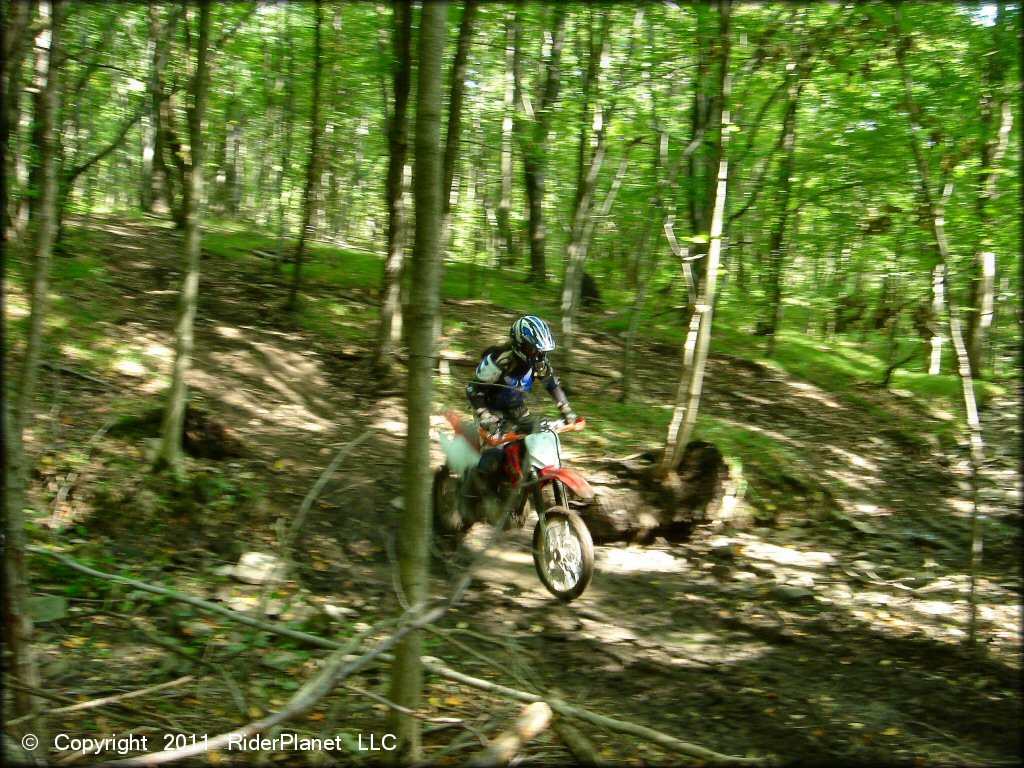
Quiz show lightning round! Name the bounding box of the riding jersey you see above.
[465,344,568,418]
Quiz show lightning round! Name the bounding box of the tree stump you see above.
[577,442,744,544]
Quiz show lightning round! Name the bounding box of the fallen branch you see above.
[4,680,183,732]
[288,432,372,544]
[28,545,766,766]
[420,656,770,765]
[342,683,463,725]
[106,512,504,766]
[110,601,449,766]
[552,716,599,765]
[467,702,552,767]
[28,677,192,721]
[27,547,341,651]
[40,362,113,387]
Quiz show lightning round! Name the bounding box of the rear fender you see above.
[538,466,594,500]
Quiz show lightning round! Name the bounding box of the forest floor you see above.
[6,214,1022,766]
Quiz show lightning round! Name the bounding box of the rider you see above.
[465,316,577,486]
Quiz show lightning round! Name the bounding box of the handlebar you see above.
[479,416,586,447]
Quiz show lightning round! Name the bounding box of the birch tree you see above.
[658,0,732,477]
[966,1,1013,378]
[893,4,988,645]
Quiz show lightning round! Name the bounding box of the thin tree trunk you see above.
[894,6,986,646]
[153,1,211,473]
[686,2,716,294]
[373,0,412,376]
[496,9,516,267]
[286,0,324,312]
[386,2,447,760]
[967,4,1012,378]
[560,9,643,366]
[142,6,175,215]
[2,0,32,238]
[274,7,295,273]
[4,0,62,723]
[659,0,731,477]
[621,102,671,403]
[440,0,477,248]
[516,4,566,285]
[763,70,804,358]
[928,261,946,374]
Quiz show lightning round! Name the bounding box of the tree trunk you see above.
[153,1,211,473]
[516,4,566,285]
[928,261,946,374]
[496,8,516,267]
[686,3,717,295]
[763,71,803,358]
[2,0,32,239]
[659,0,731,477]
[621,111,670,403]
[967,5,1012,378]
[286,0,324,312]
[274,7,295,272]
[894,6,987,646]
[440,0,477,248]
[386,2,447,760]
[373,0,412,376]
[142,6,179,216]
[559,9,643,367]
[4,0,62,722]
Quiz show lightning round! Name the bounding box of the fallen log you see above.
[467,702,552,766]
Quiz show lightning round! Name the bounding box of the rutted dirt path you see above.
[16,216,1022,765]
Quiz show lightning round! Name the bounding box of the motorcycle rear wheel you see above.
[532,507,594,602]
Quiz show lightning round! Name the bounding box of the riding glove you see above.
[559,402,578,425]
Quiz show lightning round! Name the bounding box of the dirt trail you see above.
[26,216,1023,765]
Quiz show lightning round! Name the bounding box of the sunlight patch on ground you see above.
[824,467,880,491]
[373,418,407,436]
[733,539,836,568]
[6,295,29,318]
[113,358,147,377]
[596,547,688,573]
[215,325,242,339]
[853,503,891,517]
[144,342,173,359]
[487,549,534,567]
[825,445,879,472]
[189,366,334,432]
[720,419,801,447]
[61,342,89,361]
[140,376,167,395]
[783,379,842,409]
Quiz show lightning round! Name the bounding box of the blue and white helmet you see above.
[510,316,556,363]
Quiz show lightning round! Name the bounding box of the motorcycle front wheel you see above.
[532,507,594,601]
[432,467,464,531]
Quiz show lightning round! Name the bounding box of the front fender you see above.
[538,466,595,500]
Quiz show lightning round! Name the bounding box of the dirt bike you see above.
[433,410,596,601]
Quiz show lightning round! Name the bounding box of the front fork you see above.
[529,476,566,529]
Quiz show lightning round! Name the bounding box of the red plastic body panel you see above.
[538,466,595,500]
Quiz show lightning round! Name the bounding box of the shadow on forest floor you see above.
[5,215,1021,766]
